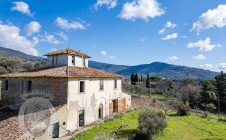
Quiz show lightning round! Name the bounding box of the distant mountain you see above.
[89,61,218,80]
[117,62,218,80]
[0,47,44,61]
[0,47,218,80]
[89,60,130,73]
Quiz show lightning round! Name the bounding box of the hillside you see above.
[90,61,217,80]
[116,62,218,80]
[0,47,218,80]
[0,47,44,61]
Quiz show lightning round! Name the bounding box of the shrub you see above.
[177,103,190,116]
[201,113,209,118]
[206,103,216,112]
[138,109,167,139]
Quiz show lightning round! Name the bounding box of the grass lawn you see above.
[73,109,226,140]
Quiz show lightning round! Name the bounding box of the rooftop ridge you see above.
[44,48,91,58]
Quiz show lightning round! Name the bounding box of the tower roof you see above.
[44,48,91,58]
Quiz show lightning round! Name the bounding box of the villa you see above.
[0,48,131,139]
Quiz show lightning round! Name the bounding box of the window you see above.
[27,80,32,92]
[79,110,85,126]
[79,81,85,93]
[72,56,75,65]
[56,55,58,65]
[113,99,118,113]
[4,80,8,90]
[114,79,117,89]
[83,58,86,66]
[21,80,25,93]
[52,122,59,138]
[100,80,104,91]
[52,56,54,66]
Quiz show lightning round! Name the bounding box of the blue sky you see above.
[0,0,226,71]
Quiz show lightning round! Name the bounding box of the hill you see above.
[0,47,44,61]
[116,62,218,80]
[0,47,218,80]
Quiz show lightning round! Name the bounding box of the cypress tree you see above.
[146,73,150,88]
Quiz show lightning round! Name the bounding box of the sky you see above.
[0,0,226,72]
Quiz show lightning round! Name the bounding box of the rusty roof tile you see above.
[0,66,122,79]
[44,48,91,58]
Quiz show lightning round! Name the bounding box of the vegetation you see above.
[145,73,150,88]
[131,73,139,85]
[177,79,200,105]
[73,110,226,140]
[0,55,47,74]
[176,103,190,116]
[138,109,167,139]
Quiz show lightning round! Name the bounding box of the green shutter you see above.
[0,81,2,100]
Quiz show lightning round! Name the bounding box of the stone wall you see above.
[0,78,68,107]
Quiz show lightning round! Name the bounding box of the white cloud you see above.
[158,28,165,34]
[200,63,226,72]
[217,63,226,72]
[158,21,176,34]
[25,21,41,36]
[11,1,32,16]
[100,50,107,56]
[187,37,220,52]
[167,56,178,61]
[56,32,68,41]
[0,23,38,56]
[94,0,117,10]
[109,55,116,59]
[192,54,206,60]
[200,62,226,72]
[161,33,178,40]
[39,33,59,45]
[200,64,214,70]
[55,17,86,30]
[119,0,165,21]
[192,4,226,31]
[44,34,59,45]
[165,21,177,28]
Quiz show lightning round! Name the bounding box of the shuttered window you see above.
[72,56,75,65]
[100,80,104,91]
[114,79,117,89]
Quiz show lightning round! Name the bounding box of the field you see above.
[73,109,226,140]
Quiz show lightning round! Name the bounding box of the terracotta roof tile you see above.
[0,66,122,79]
[44,48,91,58]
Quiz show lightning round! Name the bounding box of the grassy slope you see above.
[73,110,226,140]
[156,114,226,140]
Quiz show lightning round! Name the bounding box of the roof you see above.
[0,66,122,79]
[44,48,91,58]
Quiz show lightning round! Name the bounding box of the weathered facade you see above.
[0,48,131,140]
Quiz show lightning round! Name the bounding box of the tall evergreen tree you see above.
[200,80,217,106]
[131,73,134,85]
[215,71,226,112]
[146,73,150,88]
[135,73,139,83]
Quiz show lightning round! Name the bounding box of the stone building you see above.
[0,48,131,139]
